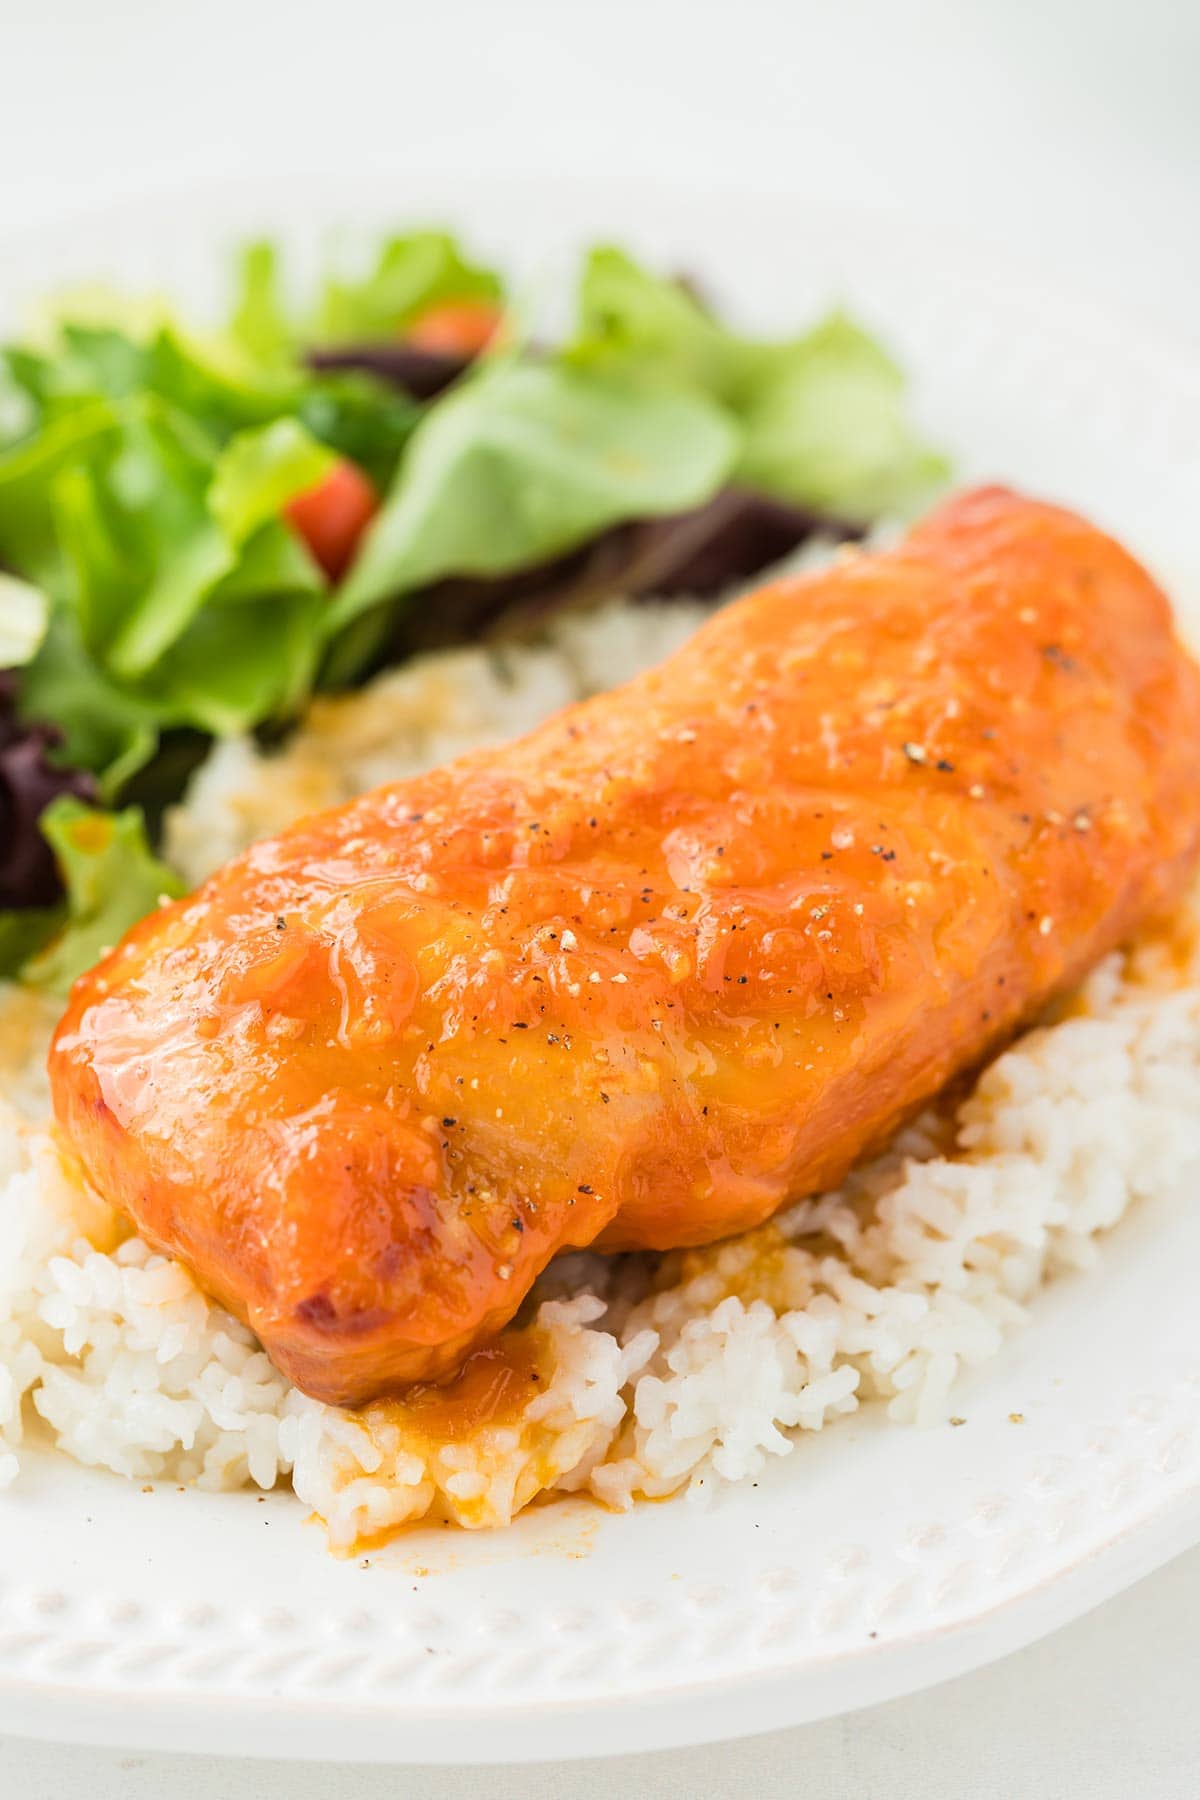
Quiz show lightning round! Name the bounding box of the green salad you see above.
[0,230,948,993]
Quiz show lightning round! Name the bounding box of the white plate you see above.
[1,174,1199,1765]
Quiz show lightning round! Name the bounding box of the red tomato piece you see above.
[405,298,503,359]
[284,458,378,582]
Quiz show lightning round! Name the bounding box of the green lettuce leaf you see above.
[573,245,749,401]
[14,797,185,996]
[572,248,948,522]
[144,584,327,736]
[0,397,120,585]
[735,313,952,519]
[332,359,740,624]
[228,241,294,367]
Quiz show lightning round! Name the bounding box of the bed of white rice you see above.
[2,594,1198,1552]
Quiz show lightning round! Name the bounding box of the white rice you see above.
[2,594,1198,1551]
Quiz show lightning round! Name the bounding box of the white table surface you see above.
[2,0,1199,1791]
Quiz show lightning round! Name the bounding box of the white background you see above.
[1,0,1198,1792]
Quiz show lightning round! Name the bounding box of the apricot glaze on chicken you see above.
[49,488,1200,1405]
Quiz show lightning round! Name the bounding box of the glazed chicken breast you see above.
[49,488,1200,1405]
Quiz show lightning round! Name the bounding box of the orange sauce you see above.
[1131,903,1200,983]
[392,1330,545,1443]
